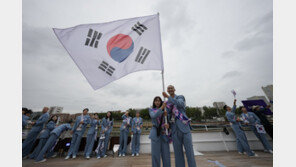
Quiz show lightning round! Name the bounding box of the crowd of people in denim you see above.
[22,85,272,167]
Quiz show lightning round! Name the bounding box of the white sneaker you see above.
[35,159,47,163]
[65,156,70,160]
[136,153,139,156]
[250,153,258,157]
[51,153,57,158]
[86,156,90,159]
[264,149,269,153]
[122,154,125,157]
[72,155,76,159]
[269,150,273,154]
[238,152,243,155]
[132,154,135,157]
[104,155,107,158]
[118,154,122,157]
[97,156,101,159]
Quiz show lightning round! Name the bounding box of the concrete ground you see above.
[23,151,273,167]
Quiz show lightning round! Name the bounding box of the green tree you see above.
[203,106,218,119]
[186,107,202,121]
[110,110,123,120]
[140,108,150,120]
[217,107,226,117]
[127,108,136,118]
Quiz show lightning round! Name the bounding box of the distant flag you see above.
[53,14,164,90]
[231,89,236,98]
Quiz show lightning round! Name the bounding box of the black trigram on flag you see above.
[131,22,147,36]
[85,29,102,48]
[98,61,115,76]
[135,47,150,64]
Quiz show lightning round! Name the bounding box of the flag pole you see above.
[161,70,165,93]
[158,12,168,135]
[161,70,169,135]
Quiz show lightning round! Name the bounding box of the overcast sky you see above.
[23,0,273,113]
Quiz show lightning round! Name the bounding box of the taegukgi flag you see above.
[53,14,164,90]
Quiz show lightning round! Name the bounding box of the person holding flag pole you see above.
[163,85,197,167]
[149,96,171,167]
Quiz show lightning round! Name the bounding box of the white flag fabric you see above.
[53,14,164,90]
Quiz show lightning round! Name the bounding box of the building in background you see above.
[213,102,226,109]
[198,107,205,115]
[54,113,70,123]
[262,84,273,102]
[49,106,63,114]
[213,102,226,118]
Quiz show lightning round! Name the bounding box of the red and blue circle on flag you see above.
[107,34,134,63]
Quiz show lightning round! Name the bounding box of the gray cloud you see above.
[247,11,273,35]
[221,51,236,58]
[234,11,273,51]
[222,71,241,79]
[234,35,271,51]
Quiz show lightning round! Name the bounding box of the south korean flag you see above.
[53,14,164,90]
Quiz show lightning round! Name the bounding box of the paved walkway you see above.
[23,151,273,167]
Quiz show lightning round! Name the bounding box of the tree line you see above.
[94,106,243,122]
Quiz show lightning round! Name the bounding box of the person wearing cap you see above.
[22,107,50,159]
[224,100,257,157]
[252,105,273,139]
[65,108,91,160]
[84,113,101,159]
[131,111,143,156]
[118,111,132,157]
[240,107,273,153]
